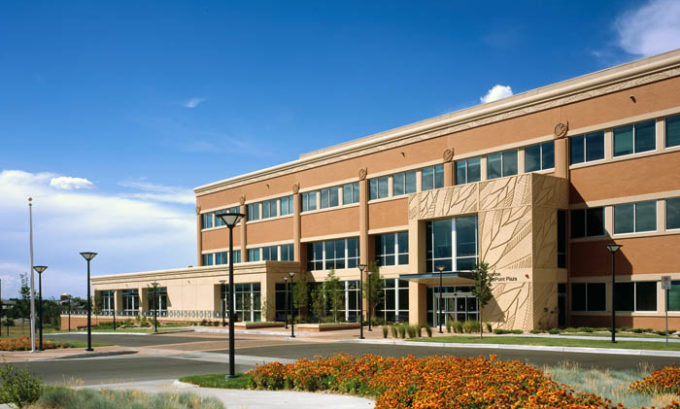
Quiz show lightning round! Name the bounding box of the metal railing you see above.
[60,309,258,320]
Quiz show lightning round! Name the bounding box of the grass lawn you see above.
[410,336,680,350]
[179,373,252,389]
[49,338,110,348]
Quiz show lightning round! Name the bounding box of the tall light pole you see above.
[151,282,159,333]
[215,212,244,379]
[358,264,366,340]
[62,293,72,332]
[606,244,622,343]
[0,278,3,337]
[436,265,445,333]
[219,280,226,327]
[33,266,47,351]
[367,270,373,332]
[80,252,97,352]
[283,276,289,329]
[288,271,296,338]
[28,198,36,353]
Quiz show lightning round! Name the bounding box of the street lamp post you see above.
[358,264,366,340]
[151,282,159,333]
[606,244,622,343]
[283,277,289,329]
[80,252,97,352]
[367,270,373,332]
[33,266,47,351]
[62,293,72,332]
[288,271,296,338]
[436,265,445,334]
[0,278,3,337]
[219,280,226,327]
[215,212,244,379]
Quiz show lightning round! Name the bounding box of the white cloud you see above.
[118,180,195,205]
[0,170,195,299]
[184,97,206,108]
[50,176,94,190]
[480,84,514,104]
[615,0,680,57]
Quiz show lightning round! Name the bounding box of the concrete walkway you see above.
[82,379,375,409]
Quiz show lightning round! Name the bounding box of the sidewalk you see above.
[0,345,136,362]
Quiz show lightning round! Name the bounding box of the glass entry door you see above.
[433,291,478,326]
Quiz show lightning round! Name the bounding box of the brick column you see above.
[293,184,302,269]
[443,148,454,186]
[240,197,248,262]
[196,207,203,266]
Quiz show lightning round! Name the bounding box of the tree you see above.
[363,262,384,324]
[310,283,326,322]
[292,272,309,321]
[470,261,499,339]
[325,270,344,323]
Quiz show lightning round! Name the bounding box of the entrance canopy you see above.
[399,271,475,286]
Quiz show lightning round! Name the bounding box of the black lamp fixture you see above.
[215,211,244,378]
[33,265,47,351]
[358,264,366,339]
[80,251,97,352]
[606,244,622,343]
[436,265,445,334]
[288,271,296,338]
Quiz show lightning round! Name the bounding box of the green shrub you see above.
[463,320,480,334]
[424,324,432,338]
[530,329,542,334]
[452,320,464,334]
[0,364,42,408]
[493,328,509,335]
[484,322,492,333]
[445,320,452,333]
[547,328,561,334]
[563,327,578,333]
[398,323,407,338]
[511,329,523,334]
[390,325,398,338]
[406,325,418,338]
[382,326,389,338]
[417,325,423,337]
[577,327,594,333]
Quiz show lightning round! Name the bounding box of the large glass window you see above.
[261,199,278,219]
[614,201,657,234]
[570,207,605,238]
[667,198,680,230]
[101,290,114,313]
[487,149,518,180]
[215,252,228,265]
[455,157,481,185]
[425,215,478,272]
[614,120,656,156]
[262,246,278,261]
[421,165,444,191]
[342,182,360,205]
[393,170,417,196]
[667,114,680,148]
[375,279,409,322]
[301,192,317,212]
[369,176,389,200]
[122,289,139,316]
[232,250,241,264]
[570,131,604,164]
[525,141,554,172]
[669,281,680,311]
[247,203,260,221]
[615,282,657,311]
[280,196,294,216]
[280,243,294,261]
[247,248,260,262]
[233,283,261,322]
[375,232,408,266]
[202,253,213,266]
[214,206,240,227]
[306,237,360,270]
[320,187,340,209]
[201,213,213,229]
[571,283,605,311]
[147,287,168,312]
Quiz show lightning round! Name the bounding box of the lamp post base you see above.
[85,348,94,352]
[225,374,238,379]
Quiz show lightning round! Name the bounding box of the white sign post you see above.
[661,276,672,346]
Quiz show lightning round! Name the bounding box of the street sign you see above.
[662,276,672,290]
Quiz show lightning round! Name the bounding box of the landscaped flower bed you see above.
[0,336,60,351]
[246,354,680,409]
[630,365,680,395]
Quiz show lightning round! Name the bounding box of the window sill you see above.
[246,214,294,225]
[301,202,360,216]
[368,195,409,205]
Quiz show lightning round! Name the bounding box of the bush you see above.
[511,329,523,334]
[424,324,432,338]
[446,320,452,333]
[463,320,480,334]
[564,327,579,333]
[398,324,406,339]
[452,320,464,334]
[548,328,561,335]
[382,326,388,338]
[390,325,398,338]
[0,337,58,351]
[530,329,542,334]
[493,329,510,334]
[484,322,492,333]
[0,364,42,408]
[406,325,418,338]
[577,327,594,333]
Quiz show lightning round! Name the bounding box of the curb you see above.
[55,350,138,359]
[350,338,680,357]
[48,329,195,336]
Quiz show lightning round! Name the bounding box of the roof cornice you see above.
[194,49,680,197]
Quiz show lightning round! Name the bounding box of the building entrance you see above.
[430,287,478,326]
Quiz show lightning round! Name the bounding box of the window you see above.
[375,232,408,266]
[487,149,518,180]
[214,206,240,227]
[320,187,340,209]
[667,115,680,148]
[262,199,278,219]
[201,213,213,229]
[369,176,389,200]
[280,196,294,216]
[614,120,656,156]
[614,281,657,311]
[393,171,417,196]
[232,250,241,264]
[571,283,605,311]
[202,253,213,266]
[306,237,360,270]
[342,182,360,205]
[148,287,168,312]
[425,215,478,273]
[215,252,228,265]
[301,192,317,212]
[247,203,260,221]
[376,279,409,322]
[421,165,444,191]
[455,157,481,185]
[557,210,566,268]
[669,281,680,311]
[280,244,294,261]
[570,131,604,164]
[247,248,260,262]
[570,207,605,238]
[122,289,139,315]
[101,290,114,313]
[525,141,554,172]
[262,246,278,261]
[233,283,261,322]
[667,198,680,230]
[614,201,656,234]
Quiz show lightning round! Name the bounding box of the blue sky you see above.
[1,0,679,298]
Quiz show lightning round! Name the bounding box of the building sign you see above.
[662,276,672,290]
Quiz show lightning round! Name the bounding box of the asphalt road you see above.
[44,333,223,347]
